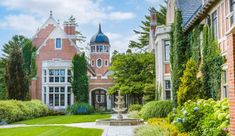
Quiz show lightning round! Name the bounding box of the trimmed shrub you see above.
[67,102,94,115]
[128,104,142,112]
[0,100,48,123]
[139,100,173,120]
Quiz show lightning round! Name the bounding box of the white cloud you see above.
[106,32,138,53]
[0,14,42,36]
[109,12,135,20]
[0,0,135,24]
[0,0,136,37]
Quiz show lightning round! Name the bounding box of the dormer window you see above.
[55,38,62,49]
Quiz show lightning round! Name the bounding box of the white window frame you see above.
[55,38,62,50]
[165,80,171,100]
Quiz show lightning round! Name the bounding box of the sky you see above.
[0,0,165,54]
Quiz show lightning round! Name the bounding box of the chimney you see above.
[150,8,157,36]
[64,23,76,35]
[149,8,157,52]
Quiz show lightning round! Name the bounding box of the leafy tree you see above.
[71,53,89,102]
[143,83,156,103]
[2,35,36,100]
[177,59,203,105]
[108,52,155,104]
[201,25,224,100]
[129,5,166,50]
[5,46,28,100]
[64,16,86,43]
[170,11,187,106]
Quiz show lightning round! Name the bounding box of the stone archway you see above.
[91,88,107,111]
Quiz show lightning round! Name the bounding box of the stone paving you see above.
[0,114,143,136]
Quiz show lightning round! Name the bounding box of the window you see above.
[91,46,95,52]
[67,69,71,82]
[96,46,103,52]
[230,0,235,25]
[165,80,171,100]
[43,70,47,83]
[164,40,170,61]
[97,59,102,67]
[91,60,95,66]
[105,60,108,66]
[43,87,46,104]
[48,86,67,107]
[49,69,65,83]
[223,70,228,98]
[55,38,62,49]
[212,11,218,38]
[67,87,72,106]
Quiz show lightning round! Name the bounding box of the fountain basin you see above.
[96,118,144,126]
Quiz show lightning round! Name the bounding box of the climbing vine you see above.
[201,25,224,100]
[190,25,201,66]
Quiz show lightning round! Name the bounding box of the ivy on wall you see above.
[201,25,224,100]
[190,25,201,66]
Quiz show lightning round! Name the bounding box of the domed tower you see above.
[89,24,110,75]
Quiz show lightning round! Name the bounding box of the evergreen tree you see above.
[170,11,187,106]
[5,46,28,100]
[71,54,89,102]
[2,35,36,100]
[177,59,202,105]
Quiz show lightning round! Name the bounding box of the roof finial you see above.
[50,10,53,18]
[98,23,102,33]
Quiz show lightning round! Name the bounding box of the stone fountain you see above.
[96,90,143,126]
[112,90,127,120]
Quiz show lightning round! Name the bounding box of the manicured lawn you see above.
[15,114,111,124]
[0,126,103,136]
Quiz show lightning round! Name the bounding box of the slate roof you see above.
[175,0,202,27]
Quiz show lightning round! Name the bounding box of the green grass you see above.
[0,126,103,136]
[15,114,111,124]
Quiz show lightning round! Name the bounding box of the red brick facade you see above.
[30,13,114,109]
[228,34,235,135]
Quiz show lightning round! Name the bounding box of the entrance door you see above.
[91,89,107,111]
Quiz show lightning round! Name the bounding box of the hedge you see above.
[139,100,174,120]
[0,100,48,123]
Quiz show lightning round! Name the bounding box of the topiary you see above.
[67,102,94,115]
[128,104,142,112]
[139,100,173,120]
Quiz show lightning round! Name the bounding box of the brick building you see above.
[30,11,114,110]
[151,0,235,134]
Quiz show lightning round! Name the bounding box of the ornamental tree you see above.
[177,59,203,106]
[71,53,89,103]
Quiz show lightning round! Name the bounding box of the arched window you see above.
[97,59,102,68]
